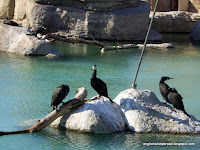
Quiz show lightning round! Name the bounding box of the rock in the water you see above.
[114,88,200,133]
[51,88,200,134]
[190,21,200,41]
[50,97,126,133]
[0,24,63,56]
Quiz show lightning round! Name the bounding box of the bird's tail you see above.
[183,110,190,118]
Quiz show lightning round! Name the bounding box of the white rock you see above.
[50,97,126,133]
[0,24,63,56]
[114,88,200,133]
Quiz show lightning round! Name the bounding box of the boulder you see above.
[50,97,126,133]
[147,29,162,41]
[50,88,200,134]
[189,0,200,13]
[0,23,63,56]
[33,0,139,12]
[114,88,200,133]
[0,0,15,19]
[189,21,200,41]
[0,0,156,41]
[152,11,200,33]
[39,1,151,40]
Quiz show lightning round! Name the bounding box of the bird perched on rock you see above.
[167,87,190,118]
[3,17,19,26]
[51,84,70,111]
[159,76,173,104]
[91,65,114,103]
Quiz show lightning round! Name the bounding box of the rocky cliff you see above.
[33,0,139,11]
[0,0,153,41]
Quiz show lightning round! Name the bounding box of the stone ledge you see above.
[0,23,63,56]
[151,11,200,33]
[34,0,139,11]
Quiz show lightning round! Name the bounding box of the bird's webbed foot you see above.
[53,106,60,112]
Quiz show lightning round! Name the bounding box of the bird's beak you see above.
[169,78,174,80]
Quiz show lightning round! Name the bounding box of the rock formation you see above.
[50,97,126,133]
[114,89,200,133]
[151,11,200,33]
[50,88,200,134]
[0,23,63,56]
[189,21,200,41]
[0,0,161,41]
[33,0,139,12]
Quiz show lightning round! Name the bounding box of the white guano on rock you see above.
[114,88,200,133]
[50,97,126,133]
[50,88,200,134]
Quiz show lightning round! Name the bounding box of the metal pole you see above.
[132,0,159,89]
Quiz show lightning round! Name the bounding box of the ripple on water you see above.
[0,39,200,150]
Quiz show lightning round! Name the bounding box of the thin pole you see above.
[132,0,159,88]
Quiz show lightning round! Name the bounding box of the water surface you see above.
[0,34,200,149]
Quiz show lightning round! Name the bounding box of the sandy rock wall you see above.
[50,89,200,133]
[0,0,151,41]
[190,0,200,13]
[0,0,15,19]
[39,1,150,40]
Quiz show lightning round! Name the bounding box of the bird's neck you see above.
[160,79,165,83]
[92,69,97,79]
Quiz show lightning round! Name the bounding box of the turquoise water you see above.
[0,34,200,149]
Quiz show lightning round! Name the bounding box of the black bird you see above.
[159,76,173,104]
[3,17,19,26]
[91,65,114,103]
[51,85,70,110]
[167,87,190,118]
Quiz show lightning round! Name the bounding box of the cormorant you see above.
[3,17,19,26]
[91,65,114,103]
[51,84,70,110]
[159,76,173,104]
[167,87,190,118]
